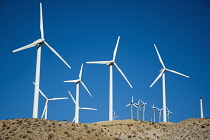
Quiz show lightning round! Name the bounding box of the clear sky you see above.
[0,0,209,123]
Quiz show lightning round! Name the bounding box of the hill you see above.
[0,118,209,140]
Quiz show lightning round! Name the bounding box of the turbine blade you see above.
[166,69,189,78]
[44,42,71,69]
[33,82,48,99]
[79,64,83,79]
[132,96,133,103]
[125,104,131,107]
[40,3,44,39]
[48,97,68,101]
[12,41,38,53]
[112,36,120,61]
[81,81,92,97]
[68,91,76,104]
[86,61,112,64]
[72,117,75,123]
[154,44,165,68]
[150,70,165,87]
[64,80,79,83]
[41,102,47,119]
[138,99,140,105]
[114,63,133,88]
[79,107,97,110]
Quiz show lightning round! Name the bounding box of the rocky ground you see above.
[0,118,209,140]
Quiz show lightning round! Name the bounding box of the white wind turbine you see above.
[113,110,119,120]
[134,99,141,120]
[68,91,97,123]
[151,103,156,123]
[150,44,189,122]
[13,3,71,119]
[167,107,172,122]
[141,100,147,121]
[125,96,136,119]
[200,97,204,118]
[86,36,133,121]
[156,107,163,123]
[64,64,92,123]
[33,82,68,119]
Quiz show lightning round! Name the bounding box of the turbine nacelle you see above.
[35,39,45,46]
[106,61,114,66]
[159,68,166,73]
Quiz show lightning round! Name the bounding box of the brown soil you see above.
[0,118,209,140]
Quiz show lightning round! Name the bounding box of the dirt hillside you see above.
[0,118,209,140]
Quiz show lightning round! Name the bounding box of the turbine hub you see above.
[106,62,114,66]
[160,68,165,73]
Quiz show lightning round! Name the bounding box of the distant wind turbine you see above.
[64,64,92,123]
[150,44,189,122]
[13,3,71,119]
[151,103,156,123]
[167,107,172,122]
[68,91,97,123]
[33,82,68,119]
[113,110,119,120]
[141,100,147,121]
[134,99,141,121]
[125,96,136,119]
[200,97,204,118]
[156,107,163,123]
[86,36,133,121]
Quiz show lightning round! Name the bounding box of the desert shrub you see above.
[201,125,205,128]
[64,131,68,134]
[128,135,132,138]
[48,134,54,139]
[27,130,33,133]
[67,134,71,137]
[87,130,91,133]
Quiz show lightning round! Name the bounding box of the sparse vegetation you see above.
[0,118,209,139]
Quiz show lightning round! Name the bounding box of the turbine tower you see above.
[167,107,172,122]
[141,100,147,121]
[151,103,156,123]
[156,107,163,123]
[86,36,133,121]
[134,99,141,120]
[13,3,71,118]
[68,91,97,123]
[200,97,204,118]
[150,44,189,122]
[33,82,68,119]
[125,96,136,119]
[64,64,92,123]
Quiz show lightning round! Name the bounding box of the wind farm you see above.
[0,1,209,137]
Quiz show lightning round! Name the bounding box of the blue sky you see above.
[0,0,209,123]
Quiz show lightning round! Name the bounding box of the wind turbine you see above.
[134,99,141,120]
[167,107,172,122]
[125,96,136,119]
[68,91,97,123]
[200,97,204,118]
[33,82,68,119]
[86,36,133,121]
[64,64,92,123]
[156,107,163,123]
[113,110,119,120]
[150,44,189,122]
[13,3,71,119]
[141,100,147,121]
[151,103,156,123]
